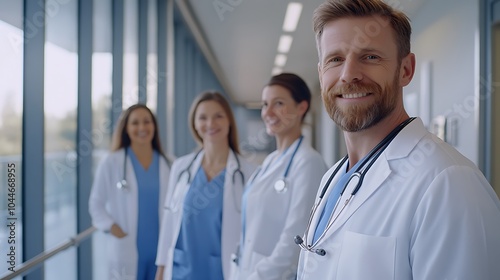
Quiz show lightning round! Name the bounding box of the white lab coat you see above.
[297,118,500,280]
[233,138,327,280]
[155,149,257,280]
[89,148,171,280]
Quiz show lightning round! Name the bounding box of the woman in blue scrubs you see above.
[155,92,256,280]
[129,142,161,279]
[89,104,171,280]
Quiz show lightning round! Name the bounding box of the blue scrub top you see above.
[312,157,365,243]
[172,166,226,280]
[129,147,160,280]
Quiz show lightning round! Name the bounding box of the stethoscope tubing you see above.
[116,148,129,191]
[248,135,304,188]
[282,136,304,178]
[177,149,243,185]
[300,117,416,253]
[117,147,171,191]
[176,149,203,185]
[168,149,245,212]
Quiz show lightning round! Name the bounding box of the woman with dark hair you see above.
[89,104,171,280]
[155,92,256,280]
[231,73,327,280]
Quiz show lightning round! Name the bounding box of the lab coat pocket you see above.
[208,255,223,279]
[172,248,190,280]
[109,233,134,256]
[337,231,395,280]
[112,190,130,233]
[107,234,136,279]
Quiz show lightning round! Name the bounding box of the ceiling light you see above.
[283,3,302,32]
[278,35,293,53]
[272,67,282,76]
[274,54,287,67]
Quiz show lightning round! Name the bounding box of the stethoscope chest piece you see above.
[117,148,129,192]
[274,179,287,193]
[116,179,128,191]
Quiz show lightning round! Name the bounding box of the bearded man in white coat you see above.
[296,1,500,279]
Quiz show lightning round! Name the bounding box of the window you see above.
[123,0,139,108]
[0,1,23,277]
[44,0,78,279]
[91,0,113,278]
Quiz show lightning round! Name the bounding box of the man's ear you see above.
[400,53,416,87]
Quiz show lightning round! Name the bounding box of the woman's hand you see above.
[155,266,165,280]
[110,223,127,238]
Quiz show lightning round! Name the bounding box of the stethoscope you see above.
[116,148,129,191]
[250,135,304,194]
[165,149,245,212]
[116,147,170,192]
[295,117,416,257]
[231,136,305,266]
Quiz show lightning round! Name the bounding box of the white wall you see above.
[311,83,343,167]
[406,0,480,163]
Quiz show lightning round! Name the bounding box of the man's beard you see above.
[322,69,400,132]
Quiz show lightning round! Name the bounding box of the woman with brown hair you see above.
[231,73,327,280]
[155,91,256,280]
[89,104,171,280]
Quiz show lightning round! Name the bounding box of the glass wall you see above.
[43,0,78,279]
[172,6,226,157]
[92,0,113,279]
[92,0,113,153]
[0,1,23,278]
[0,0,231,278]
[147,0,159,112]
[123,0,139,109]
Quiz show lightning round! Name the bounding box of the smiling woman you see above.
[89,104,172,280]
[193,100,231,180]
[155,91,257,280]
[232,73,327,280]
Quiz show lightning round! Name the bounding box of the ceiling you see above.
[0,0,428,108]
[181,0,428,108]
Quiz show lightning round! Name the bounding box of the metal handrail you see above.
[0,226,97,280]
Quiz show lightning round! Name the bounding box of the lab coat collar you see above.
[226,149,239,177]
[311,118,425,245]
[223,149,245,197]
[259,136,303,179]
[384,117,428,160]
[192,148,241,187]
[306,159,347,245]
[190,149,205,179]
[192,148,240,176]
[310,157,391,245]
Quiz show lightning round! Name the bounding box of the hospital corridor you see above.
[1,0,500,279]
